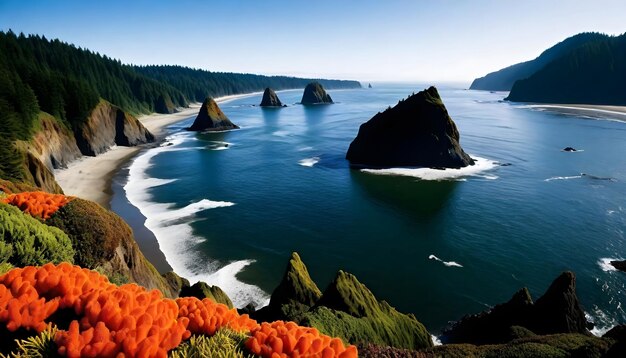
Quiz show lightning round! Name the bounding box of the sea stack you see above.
[346,86,474,168]
[260,87,284,107]
[301,82,333,104]
[187,97,239,132]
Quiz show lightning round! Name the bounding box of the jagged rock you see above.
[605,325,626,357]
[180,281,234,309]
[563,147,577,152]
[442,272,589,345]
[75,100,154,156]
[530,271,588,335]
[301,270,433,350]
[346,87,475,169]
[253,252,321,321]
[368,83,372,88]
[187,97,239,132]
[260,88,284,107]
[23,152,63,194]
[610,260,626,272]
[442,288,534,344]
[301,82,333,104]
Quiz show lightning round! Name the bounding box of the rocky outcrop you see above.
[442,271,589,345]
[260,88,284,107]
[187,97,239,132]
[253,252,433,350]
[301,82,333,104]
[180,281,234,308]
[610,260,626,272]
[346,86,474,169]
[22,152,63,194]
[75,100,155,156]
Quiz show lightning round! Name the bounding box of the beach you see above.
[55,93,261,208]
[523,103,626,121]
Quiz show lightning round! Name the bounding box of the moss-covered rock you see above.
[180,281,234,309]
[301,270,433,350]
[0,203,73,266]
[46,198,176,297]
[163,271,191,295]
[169,329,252,358]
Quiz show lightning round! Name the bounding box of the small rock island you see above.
[187,97,239,132]
[346,86,474,168]
[301,82,333,104]
[260,87,285,107]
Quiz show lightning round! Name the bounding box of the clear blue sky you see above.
[1,0,624,83]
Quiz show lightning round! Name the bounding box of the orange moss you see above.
[2,191,73,220]
[246,321,358,358]
[0,264,358,357]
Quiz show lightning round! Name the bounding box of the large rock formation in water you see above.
[346,86,474,169]
[442,271,589,345]
[252,252,433,350]
[260,87,284,107]
[301,82,333,104]
[187,97,239,132]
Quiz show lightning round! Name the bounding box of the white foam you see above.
[431,335,442,346]
[297,146,314,152]
[587,308,619,337]
[429,254,463,268]
[206,141,232,151]
[361,156,498,181]
[298,157,320,167]
[124,131,270,308]
[272,130,290,137]
[544,175,582,182]
[598,258,621,272]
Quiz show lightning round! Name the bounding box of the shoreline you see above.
[55,92,263,208]
[517,103,626,122]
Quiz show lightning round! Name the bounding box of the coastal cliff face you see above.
[301,82,333,104]
[187,97,239,132]
[260,87,284,107]
[346,86,475,169]
[75,100,155,156]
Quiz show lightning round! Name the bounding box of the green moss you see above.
[162,271,191,296]
[270,252,321,315]
[180,281,234,309]
[0,262,13,275]
[0,203,73,266]
[300,270,432,350]
[169,329,252,358]
[46,198,124,268]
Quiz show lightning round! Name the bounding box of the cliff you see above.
[187,97,239,132]
[470,32,608,91]
[260,87,284,107]
[346,86,475,168]
[301,82,333,104]
[506,33,626,105]
[75,100,155,156]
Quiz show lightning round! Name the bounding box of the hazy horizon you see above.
[1,0,625,84]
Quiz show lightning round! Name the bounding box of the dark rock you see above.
[346,86,475,169]
[563,147,577,152]
[162,271,190,297]
[443,272,589,345]
[260,87,284,107]
[530,271,588,335]
[187,97,239,132]
[180,281,234,309]
[610,260,626,272]
[301,82,333,104]
[368,83,373,88]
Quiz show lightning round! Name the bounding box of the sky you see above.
[1,0,625,84]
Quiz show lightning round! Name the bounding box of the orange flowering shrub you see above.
[2,191,73,220]
[246,321,358,358]
[0,264,357,358]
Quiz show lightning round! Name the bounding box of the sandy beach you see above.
[55,92,261,207]
[524,103,626,120]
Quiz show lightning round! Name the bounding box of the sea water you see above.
[111,84,626,335]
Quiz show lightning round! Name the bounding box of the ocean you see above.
[110,84,626,335]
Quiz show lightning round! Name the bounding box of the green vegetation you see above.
[507,33,626,105]
[46,198,124,269]
[470,32,609,91]
[301,270,432,350]
[270,252,322,317]
[135,65,361,103]
[180,282,234,309]
[169,330,252,358]
[0,203,73,266]
[0,325,59,358]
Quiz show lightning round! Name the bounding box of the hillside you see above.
[470,32,609,91]
[506,33,626,105]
